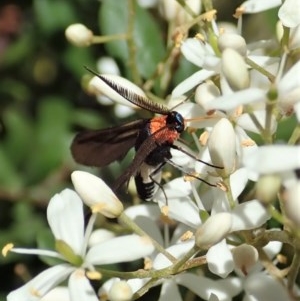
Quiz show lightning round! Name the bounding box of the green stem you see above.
[170,244,199,272]
[264,101,274,144]
[268,205,285,225]
[223,177,235,209]
[288,124,300,145]
[127,0,142,85]
[245,57,275,83]
[92,33,128,44]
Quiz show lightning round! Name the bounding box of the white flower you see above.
[102,203,243,301]
[5,189,154,301]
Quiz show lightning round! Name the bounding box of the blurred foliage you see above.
[0,0,287,300]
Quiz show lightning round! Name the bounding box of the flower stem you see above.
[91,33,128,44]
[245,57,275,83]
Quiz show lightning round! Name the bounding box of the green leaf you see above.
[26,97,73,182]
[0,147,23,192]
[100,0,165,78]
[99,0,128,61]
[34,0,78,34]
[2,108,33,166]
[0,33,35,68]
[62,45,95,79]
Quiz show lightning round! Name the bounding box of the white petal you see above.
[231,200,270,231]
[230,168,249,200]
[71,171,123,218]
[206,240,234,278]
[241,0,281,13]
[7,264,74,301]
[124,204,160,220]
[278,0,300,28]
[237,110,277,134]
[172,69,215,97]
[47,189,84,256]
[158,196,201,228]
[126,213,164,245]
[86,234,154,264]
[153,240,194,269]
[295,101,300,122]
[181,39,207,67]
[41,287,69,301]
[176,273,240,300]
[243,145,300,174]
[158,280,183,301]
[88,229,116,247]
[244,273,292,301]
[205,88,266,111]
[278,60,300,94]
[68,269,99,301]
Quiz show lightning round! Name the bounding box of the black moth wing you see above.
[71,119,148,167]
[112,131,164,192]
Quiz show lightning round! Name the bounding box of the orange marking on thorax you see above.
[150,115,180,144]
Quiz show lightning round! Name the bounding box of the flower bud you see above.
[108,280,133,301]
[231,244,258,276]
[221,48,250,91]
[195,212,233,249]
[65,23,93,47]
[96,57,120,75]
[159,0,201,23]
[195,81,220,112]
[256,174,281,204]
[208,118,237,177]
[71,171,124,218]
[218,33,247,56]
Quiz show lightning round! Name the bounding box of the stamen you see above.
[2,243,14,257]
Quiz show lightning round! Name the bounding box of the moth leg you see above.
[166,158,217,187]
[170,144,223,169]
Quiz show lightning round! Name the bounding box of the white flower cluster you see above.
[4,0,300,300]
